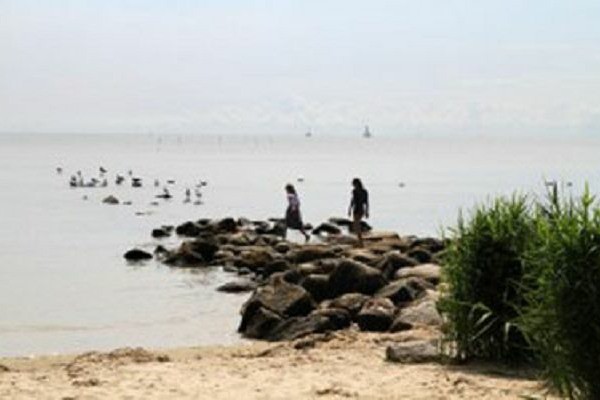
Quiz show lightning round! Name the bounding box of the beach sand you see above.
[0,328,553,400]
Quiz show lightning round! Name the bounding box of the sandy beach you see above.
[0,328,552,400]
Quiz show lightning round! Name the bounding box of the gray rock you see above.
[386,340,440,363]
[274,242,292,253]
[390,299,443,332]
[377,252,419,280]
[238,306,283,339]
[239,275,315,330]
[217,280,258,293]
[266,308,351,341]
[151,227,170,239]
[406,247,432,264]
[394,264,442,285]
[287,245,337,263]
[356,297,396,332]
[328,259,386,296]
[235,247,275,271]
[312,222,342,236]
[300,274,331,302]
[326,293,370,317]
[375,277,433,305]
[124,248,152,261]
[175,221,203,237]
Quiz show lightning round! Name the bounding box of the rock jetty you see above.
[124,216,446,342]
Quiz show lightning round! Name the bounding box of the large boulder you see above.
[216,217,237,233]
[186,239,219,263]
[376,252,419,280]
[312,222,342,236]
[286,245,337,264]
[235,247,275,271]
[238,276,315,338]
[386,340,440,363]
[265,308,351,341]
[124,248,152,261]
[389,299,443,332]
[328,259,386,296]
[300,274,330,302]
[238,306,283,339]
[324,293,370,317]
[375,277,433,306]
[164,241,205,266]
[261,259,292,277]
[394,264,442,285]
[356,298,396,332]
[175,221,202,237]
[227,232,256,247]
[410,237,445,254]
[406,247,432,264]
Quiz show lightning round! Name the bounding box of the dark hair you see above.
[285,184,296,194]
[352,178,364,190]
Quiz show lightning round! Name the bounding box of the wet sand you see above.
[0,328,553,400]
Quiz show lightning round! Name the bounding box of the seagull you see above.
[99,166,107,175]
[156,187,172,199]
[115,175,125,185]
[184,188,191,203]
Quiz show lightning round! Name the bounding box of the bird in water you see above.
[156,187,172,199]
[99,166,107,175]
[184,188,191,203]
[154,179,160,187]
[115,175,125,185]
[56,167,63,174]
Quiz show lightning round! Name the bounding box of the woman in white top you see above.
[284,184,310,242]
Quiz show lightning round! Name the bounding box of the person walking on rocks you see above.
[348,178,369,246]
[284,184,310,242]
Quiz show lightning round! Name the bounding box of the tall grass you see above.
[521,187,600,399]
[439,194,533,362]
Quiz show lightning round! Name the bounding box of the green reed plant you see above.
[439,194,533,362]
[521,187,600,399]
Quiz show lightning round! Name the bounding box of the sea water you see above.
[0,133,598,357]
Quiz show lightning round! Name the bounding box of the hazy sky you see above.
[2,0,600,135]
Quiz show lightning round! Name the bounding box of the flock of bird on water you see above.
[55,166,208,206]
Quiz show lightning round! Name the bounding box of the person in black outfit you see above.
[284,184,310,242]
[348,178,369,246]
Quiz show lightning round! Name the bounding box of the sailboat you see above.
[363,125,372,138]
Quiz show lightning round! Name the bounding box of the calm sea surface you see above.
[0,133,598,357]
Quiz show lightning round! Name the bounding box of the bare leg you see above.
[353,215,363,247]
[300,228,310,243]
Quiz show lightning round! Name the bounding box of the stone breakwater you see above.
[124,217,446,342]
